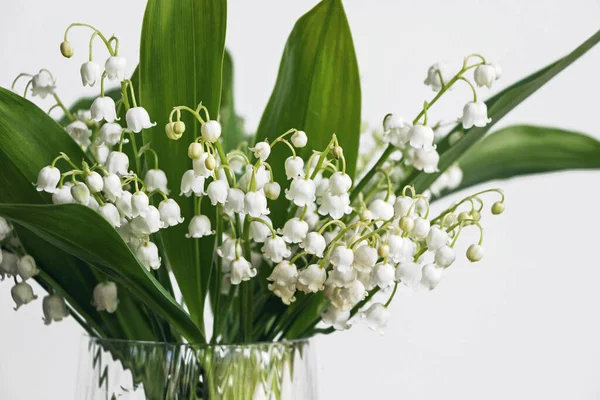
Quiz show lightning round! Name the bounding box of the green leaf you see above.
[0,203,204,343]
[254,0,361,227]
[439,125,600,196]
[0,87,160,341]
[221,50,247,151]
[139,0,227,330]
[407,29,600,193]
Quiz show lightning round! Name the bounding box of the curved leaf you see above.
[139,0,227,330]
[254,0,361,227]
[404,29,600,193]
[442,125,600,196]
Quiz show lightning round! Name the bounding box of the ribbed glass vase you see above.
[75,337,317,400]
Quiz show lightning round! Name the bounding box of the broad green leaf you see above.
[254,0,361,227]
[0,203,204,343]
[221,50,247,151]
[0,87,160,341]
[440,125,600,196]
[405,29,600,193]
[139,0,227,330]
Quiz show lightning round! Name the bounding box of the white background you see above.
[1,0,600,399]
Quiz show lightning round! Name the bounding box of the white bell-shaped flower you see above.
[135,241,161,271]
[66,120,92,147]
[291,130,307,147]
[325,268,357,288]
[92,281,119,313]
[180,171,204,198]
[394,196,413,218]
[70,182,90,205]
[217,238,242,261]
[297,264,326,293]
[224,188,245,213]
[315,177,330,198]
[126,107,156,133]
[421,263,444,290]
[435,245,456,268]
[144,169,168,193]
[207,179,228,205]
[129,206,163,237]
[339,279,366,309]
[261,236,291,263]
[85,171,104,193]
[264,181,281,200]
[104,56,127,81]
[285,177,316,207]
[192,153,213,178]
[106,151,129,176]
[87,196,100,211]
[396,261,423,289]
[268,260,298,287]
[462,101,491,129]
[250,141,271,161]
[1,251,19,277]
[11,282,37,310]
[115,191,133,218]
[244,190,269,218]
[91,96,118,123]
[52,184,76,205]
[0,217,12,241]
[102,174,123,202]
[329,172,352,195]
[91,143,110,164]
[98,203,121,228]
[97,122,123,146]
[36,166,61,193]
[80,61,101,86]
[249,216,273,243]
[284,156,304,179]
[388,235,417,264]
[317,192,351,219]
[158,199,184,227]
[279,218,308,244]
[268,281,297,305]
[353,245,378,272]
[423,62,452,92]
[372,262,395,289]
[30,70,55,98]
[230,256,257,285]
[426,226,448,251]
[383,113,404,132]
[368,199,394,222]
[331,246,354,272]
[42,295,69,325]
[387,125,412,148]
[474,64,497,88]
[409,124,434,149]
[300,231,326,257]
[362,303,390,335]
[131,192,149,217]
[17,255,39,280]
[321,305,351,330]
[412,217,431,239]
[413,147,439,174]
[186,215,214,238]
[201,120,222,143]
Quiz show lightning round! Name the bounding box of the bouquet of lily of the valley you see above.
[1,0,600,398]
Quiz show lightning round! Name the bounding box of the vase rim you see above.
[84,334,311,348]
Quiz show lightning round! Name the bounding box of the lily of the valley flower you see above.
[126,106,156,133]
[201,120,222,143]
[17,255,39,281]
[135,241,161,271]
[36,166,61,193]
[11,282,37,310]
[321,305,351,331]
[186,215,214,238]
[421,263,444,290]
[299,231,326,257]
[291,130,307,147]
[474,64,497,88]
[98,203,121,227]
[261,236,291,263]
[42,294,70,325]
[91,96,117,123]
[80,61,101,86]
[158,199,184,227]
[106,151,129,176]
[297,264,326,293]
[104,56,126,81]
[30,70,55,98]
[230,256,257,285]
[362,303,390,335]
[462,101,491,129]
[92,281,119,313]
[279,218,309,244]
[66,120,92,147]
[97,122,123,146]
[144,169,168,193]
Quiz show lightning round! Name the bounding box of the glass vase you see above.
[75,337,318,400]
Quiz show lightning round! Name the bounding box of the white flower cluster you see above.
[0,217,70,324]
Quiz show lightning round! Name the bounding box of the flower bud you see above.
[466,244,484,262]
[60,41,74,58]
[188,142,203,159]
[173,121,186,135]
[331,145,343,159]
[204,154,216,171]
[264,181,281,200]
[17,255,39,280]
[201,120,222,143]
[291,130,308,147]
[492,201,505,215]
[360,209,372,221]
[377,244,390,258]
[458,211,470,222]
[85,171,104,193]
[12,282,37,310]
[399,216,414,233]
[71,182,91,205]
[165,122,182,140]
[471,210,481,222]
